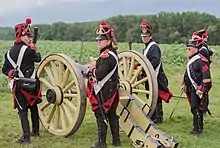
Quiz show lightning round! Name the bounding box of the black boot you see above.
[30,130,39,137]
[15,112,30,143]
[157,102,163,123]
[190,112,202,136]
[151,101,163,124]
[198,110,204,133]
[91,118,107,148]
[30,105,40,137]
[109,117,121,147]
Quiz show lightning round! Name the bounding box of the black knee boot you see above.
[198,110,204,132]
[15,112,30,143]
[157,102,163,123]
[109,117,121,147]
[30,105,40,137]
[190,110,202,135]
[91,118,107,148]
[151,101,163,124]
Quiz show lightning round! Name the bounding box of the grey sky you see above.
[0,0,219,27]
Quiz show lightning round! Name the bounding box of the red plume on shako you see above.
[14,18,33,43]
[96,20,118,49]
[140,19,153,36]
[100,20,107,27]
[26,18,32,24]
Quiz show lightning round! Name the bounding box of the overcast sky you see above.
[0,0,219,27]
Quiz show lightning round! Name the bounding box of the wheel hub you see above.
[46,86,63,105]
[120,80,132,93]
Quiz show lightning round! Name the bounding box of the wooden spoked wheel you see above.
[118,50,158,117]
[37,54,87,137]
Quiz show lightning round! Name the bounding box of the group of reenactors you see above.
[1,17,213,148]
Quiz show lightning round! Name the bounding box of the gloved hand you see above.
[86,66,95,77]
[180,84,186,93]
[196,89,203,96]
[8,69,14,79]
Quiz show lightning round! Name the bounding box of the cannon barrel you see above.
[74,63,89,76]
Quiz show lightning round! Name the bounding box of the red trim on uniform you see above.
[12,84,42,109]
[86,78,118,112]
[101,49,109,58]
[26,43,36,50]
[20,90,42,106]
[158,89,173,103]
[199,54,208,62]
[8,69,14,79]
[197,85,202,90]
[86,85,99,111]
[102,92,118,113]
[202,65,208,73]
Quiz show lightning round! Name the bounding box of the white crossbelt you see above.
[94,51,118,95]
[6,45,36,91]
[143,41,161,77]
[186,54,202,98]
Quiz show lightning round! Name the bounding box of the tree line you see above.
[0,11,220,45]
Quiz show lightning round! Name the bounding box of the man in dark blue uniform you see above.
[192,27,214,115]
[2,18,42,143]
[140,19,172,124]
[181,35,212,135]
[86,20,120,148]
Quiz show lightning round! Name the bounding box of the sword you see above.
[98,90,109,125]
[12,84,23,110]
[169,91,184,119]
[201,93,213,118]
[86,76,108,125]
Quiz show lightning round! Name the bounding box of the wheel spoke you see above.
[60,105,67,129]
[53,105,60,129]
[130,66,143,84]
[127,57,135,80]
[123,57,128,79]
[39,77,53,89]
[63,99,77,112]
[58,62,64,84]
[63,80,75,92]
[132,77,148,88]
[132,89,149,94]
[132,94,146,106]
[40,102,51,111]
[46,105,56,123]
[61,68,70,89]
[64,93,78,98]
[42,91,47,96]
[44,66,55,85]
[62,103,74,125]
[118,67,125,80]
[50,61,59,85]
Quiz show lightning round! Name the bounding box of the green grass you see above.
[0,40,220,148]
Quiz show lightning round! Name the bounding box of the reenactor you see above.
[181,35,212,135]
[85,20,121,148]
[2,18,42,143]
[140,19,172,124]
[192,27,214,115]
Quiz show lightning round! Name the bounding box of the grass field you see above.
[0,40,220,148]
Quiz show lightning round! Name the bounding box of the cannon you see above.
[37,50,179,148]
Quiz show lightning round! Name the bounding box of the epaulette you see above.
[100,49,109,58]
[26,43,36,50]
[199,54,208,62]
